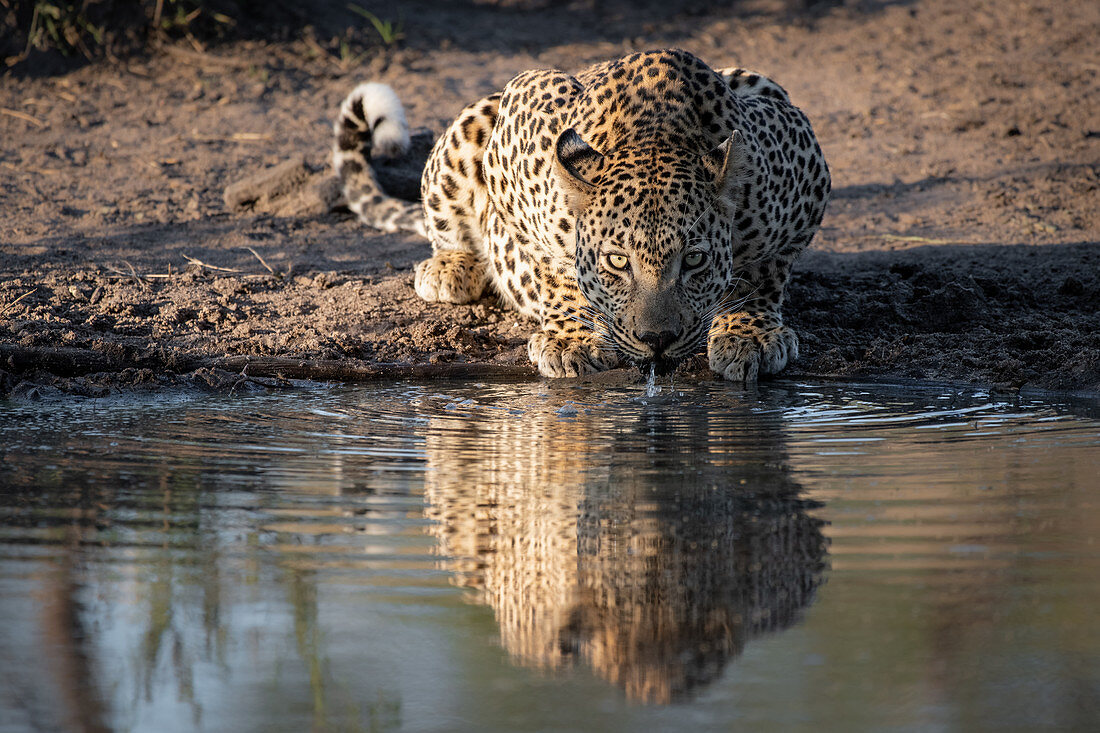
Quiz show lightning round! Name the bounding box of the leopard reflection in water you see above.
[422,403,827,704]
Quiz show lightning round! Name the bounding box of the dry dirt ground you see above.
[1,0,1098,398]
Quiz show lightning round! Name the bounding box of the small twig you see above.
[231,132,273,142]
[0,288,38,317]
[0,107,45,128]
[124,260,151,292]
[189,132,274,144]
[103,272,173,280]
[182,253,242,273]
[0,161,59,176]
[104,263,150,290]
[882,234,969,245]
[185,31,205,55]
[244,247,275,274]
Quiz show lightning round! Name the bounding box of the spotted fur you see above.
[336,49,830,380]
[332,82,425,236]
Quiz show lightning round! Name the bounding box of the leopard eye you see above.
[604,253,630,271]
[684,250,706,268]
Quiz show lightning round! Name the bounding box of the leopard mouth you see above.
[636,356,682,378]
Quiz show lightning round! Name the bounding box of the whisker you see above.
[707,294,756,321]
[684,203,714,237]
[565,311,615,346]
[700,281,759,322]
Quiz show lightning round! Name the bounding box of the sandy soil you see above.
[1,0,1098,398]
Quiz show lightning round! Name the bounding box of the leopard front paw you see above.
[414,251,488,304]
[709,326,799,382]
[528,332,618,378]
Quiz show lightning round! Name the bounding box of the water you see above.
[1,380,1098,732]
[645,362,660,398]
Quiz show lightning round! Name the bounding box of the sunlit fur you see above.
[338,48,831,380]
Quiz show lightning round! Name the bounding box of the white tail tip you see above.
[341,82,410,158]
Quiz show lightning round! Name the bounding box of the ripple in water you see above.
[0,381,1097,731]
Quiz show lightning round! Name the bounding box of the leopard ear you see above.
[554,128,603,213]
[704,130,751,201]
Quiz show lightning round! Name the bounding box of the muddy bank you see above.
[1,0,1097,398]
[787,243,1100,392]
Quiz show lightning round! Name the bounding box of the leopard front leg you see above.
[414,93,499,305]
[708,311,798,382]
[708,257,799,382]
[528,267,620,378]
[528,327,619,378]
[414,251,489,304]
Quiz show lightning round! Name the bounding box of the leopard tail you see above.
[332,82,426,236]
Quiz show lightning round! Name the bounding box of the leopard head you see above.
[554,128,751,375]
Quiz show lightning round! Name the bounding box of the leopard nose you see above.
[638,329,682,355]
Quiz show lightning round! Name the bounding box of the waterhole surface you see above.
[1,381,1098,732]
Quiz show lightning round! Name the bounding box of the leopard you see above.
[332,48,830,381]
